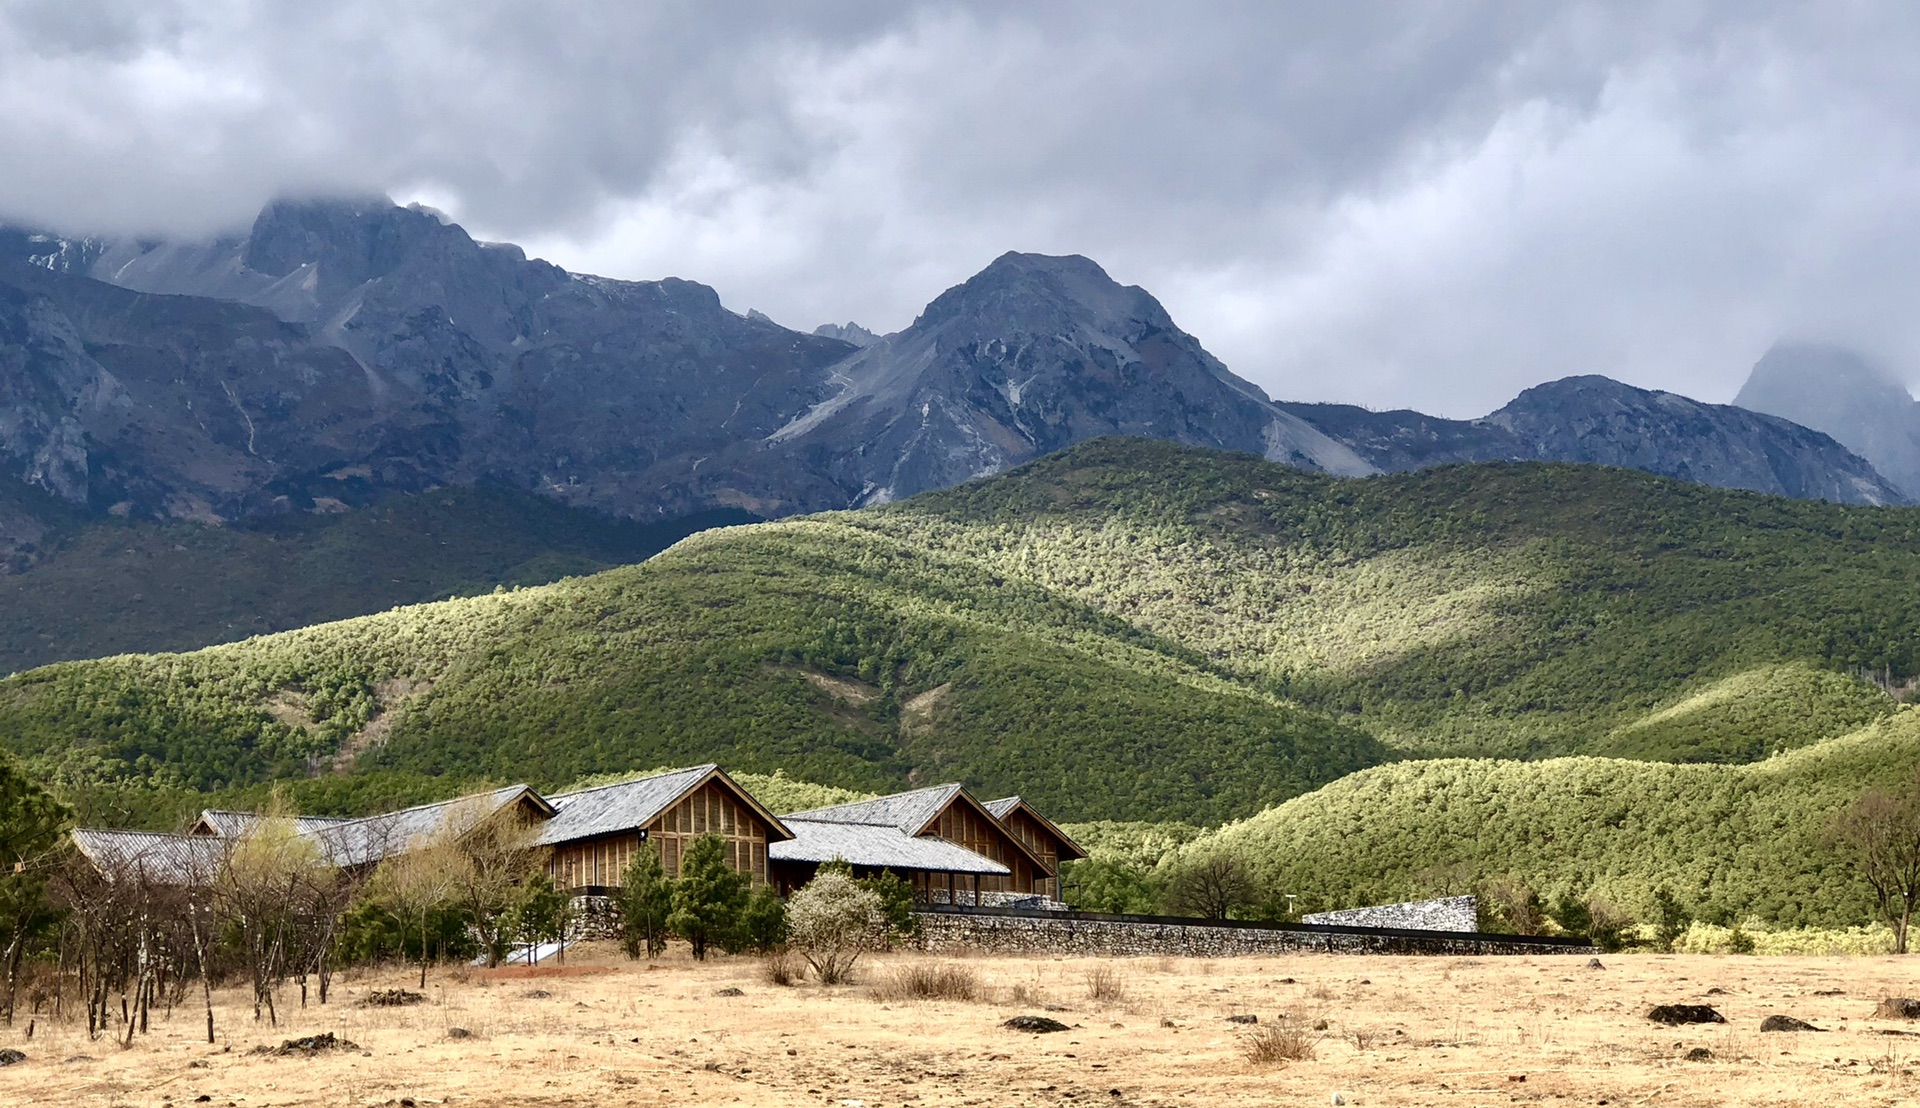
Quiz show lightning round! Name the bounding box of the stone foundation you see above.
[914,908,1591,958]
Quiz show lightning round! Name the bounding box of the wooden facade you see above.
[989,804,1086,900]
[548,778,775,891]
[924,795,1049,896]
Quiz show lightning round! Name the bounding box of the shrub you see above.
[1477,875,1544,935]
[762,951,803,986]
[1084,964,1128,1004]
[787,870,884,985]
[1243,1024,1318,1065]
[870,962,983,1002]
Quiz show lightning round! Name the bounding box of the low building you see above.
[67,767,1084,909]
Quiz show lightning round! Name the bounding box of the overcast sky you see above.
[4,2,1919,416]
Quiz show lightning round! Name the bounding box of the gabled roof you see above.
[786,783,965,835]
[788,782,1052,871]
[983,796,1088,861]
[71,829,225,887]
[316,784,553,867]
[770,819,1010,875]
[538,764,792,847]
[191,810,350,839]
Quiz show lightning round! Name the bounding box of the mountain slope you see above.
[6,440,1920,827]
[0,487,751,675]
[1281,374,1903,505]
[1178,709,1920,930]
[1734,342,1920,501]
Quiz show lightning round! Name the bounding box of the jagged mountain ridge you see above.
[0,197,1906,562]
[1279,374,1903,506]
[767,251,1373,505]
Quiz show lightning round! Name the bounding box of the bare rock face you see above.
[0,200,1907,556]
[1282,375,1905,506]
[765,251,1374,506]
[1734,342,1920,502]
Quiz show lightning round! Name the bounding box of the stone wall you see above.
[914,908,1590,958]
[1301,895,1477,932]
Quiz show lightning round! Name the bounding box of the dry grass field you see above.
[1,944,1917,1107]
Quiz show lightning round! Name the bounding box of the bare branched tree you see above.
[367,835,461,988]
[439,797,549,967]
[213,805,332,1024]
[1166,854,1256,921]
[1833,771,1920,954]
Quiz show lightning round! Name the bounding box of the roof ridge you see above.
[331,782,534,827]
[545,764,714,801]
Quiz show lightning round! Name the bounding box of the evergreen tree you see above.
[616,845,674,959]
[669,835,750,960]
[510,874,570,962]
[736,884,789,954]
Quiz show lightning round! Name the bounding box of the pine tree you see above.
[616,846,674,959]
[668,836,750,961]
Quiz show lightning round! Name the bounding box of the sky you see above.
[4,2,1920,417]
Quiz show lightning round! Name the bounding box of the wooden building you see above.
[984,795,1087,900]
[536,764,791,891]
[775,784,1065,903]
[74,767,1086,909]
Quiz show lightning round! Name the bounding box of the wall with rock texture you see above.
[914,908,1589,958]
[1301,896,1478,932]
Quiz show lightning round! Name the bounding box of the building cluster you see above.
[70,764,1087,909]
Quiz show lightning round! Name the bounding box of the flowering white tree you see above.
[786,869,884,984]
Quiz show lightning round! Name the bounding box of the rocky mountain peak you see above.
[1733,343,1920,500]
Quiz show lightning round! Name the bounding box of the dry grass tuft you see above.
[1010,975,1050,1008]
[1244,1024,1320,1065]
[870,962,984,1003]
[1085,964,1129,1004]
[762,952,804,987]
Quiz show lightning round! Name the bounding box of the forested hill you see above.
[7,437,1920,827]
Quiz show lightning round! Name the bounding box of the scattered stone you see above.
[714,987,745,997]
[1158,1018,1176,1028]
[1685,1047,1714,1061]
[358,988,426,1008]
[1760,1015,1824,1033]
[195,1097,212,1104]
[1331,1094,1346,1106]
[1277,977,1296,984]
[1003,1015,1070,1034]
[1705,987,1727,996]
[0,1049,24,1066]
[1647,1005,1726,1026]
[446,1027,473,1040]
[1312,1019,1331,1031]
[522,989,552,999]
[1812,989,1845,997]
[1225,1014,1258,1025]
[61,1055,94,1064]
[1507,1075,1527,1082]
[1875,997,1920,1019]
[254,1032,360,1056]
[1586,958,1605,969]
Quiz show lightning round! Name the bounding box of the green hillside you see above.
[0,486,753,674]
[8,438,1920,829]
[1174,709,1920,930]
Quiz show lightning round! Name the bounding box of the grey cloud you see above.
[5,2,1920,416]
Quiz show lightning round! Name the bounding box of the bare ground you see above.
[3,945,1917,1107]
